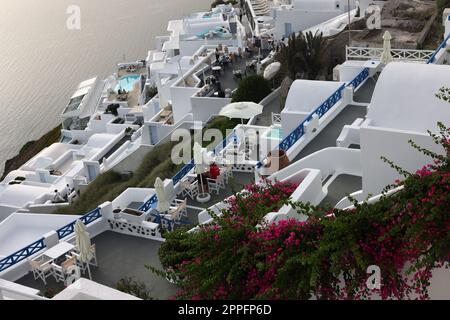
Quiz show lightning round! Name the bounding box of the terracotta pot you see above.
[267,149,290,171]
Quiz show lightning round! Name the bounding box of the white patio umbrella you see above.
[263,61,281,80]
[75,220,93,280]
[193,142,207,195]
[219,102,263,123]
[380,31,393,64]
[155,177,170,213]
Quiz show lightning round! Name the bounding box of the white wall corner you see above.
[99,201,113,219]
[43,230,59,248]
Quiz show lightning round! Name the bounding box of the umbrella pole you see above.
[87,263,92,280]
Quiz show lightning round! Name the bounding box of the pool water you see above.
[266,127,282,139]
[116,75,140,92]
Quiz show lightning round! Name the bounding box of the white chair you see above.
[179,178,199,200]
[52,256,77,286]
[216,173,226,190]
[207,178,221,195]
[28,257,54,285]
[168,199,188,221]
[71,244,98,267]
[221,164,233,183]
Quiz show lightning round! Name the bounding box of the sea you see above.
[0,0,211,175]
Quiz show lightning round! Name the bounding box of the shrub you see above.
[116,277,154,300]
[437,0,450,11]
[204,116,242,146]
[153,123,450,300]
[145,86,158,103]
[231,75,272,103]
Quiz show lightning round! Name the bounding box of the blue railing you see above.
[427,33,450,64]
[56,207,102,239]
[138,194,158,212]
[172,159,195,186]
[347,68,369,89]
[0,207,102,273]
[0,238,46,273]
[256,84,346,168]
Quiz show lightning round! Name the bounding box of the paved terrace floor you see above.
[353,77,377,104]
[320,174,362,208]
[17,231,178,300]
[286,104,367,207]
[200,55,251,95]
[181,171,255,225]
[255,95,281,127]
[292,104,367,162]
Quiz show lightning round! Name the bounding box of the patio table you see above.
[43,242,75,260]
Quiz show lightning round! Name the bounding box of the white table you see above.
[44,242,75,260]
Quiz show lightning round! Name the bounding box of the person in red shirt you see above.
[208,162,221,180]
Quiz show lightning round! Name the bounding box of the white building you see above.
[155,4,246,57]
[1,4,450,301]
[243,0,358,38]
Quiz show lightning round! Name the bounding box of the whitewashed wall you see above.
[360,125,445,198]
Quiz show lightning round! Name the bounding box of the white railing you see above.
[346,46,435,62]
[271,113,281,125]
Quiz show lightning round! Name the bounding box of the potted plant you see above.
[263,149,290,171]
[121,208,146,224]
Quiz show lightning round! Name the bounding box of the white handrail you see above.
[346,46,434,62]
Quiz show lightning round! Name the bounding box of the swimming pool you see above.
[116,75,140,92]
[266,127,283,140]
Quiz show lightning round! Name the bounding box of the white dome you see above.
[368,62,450,133]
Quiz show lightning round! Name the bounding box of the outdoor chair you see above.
[168,198,188,221]
[216,173,226,190]
[51,256,77,286]
[221,164,233,184]
[207,177,221,195]
[71,244,97,267]
[28,257,54,285]
[179,178,199,200]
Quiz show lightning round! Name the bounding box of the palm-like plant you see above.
[276,31,328,80]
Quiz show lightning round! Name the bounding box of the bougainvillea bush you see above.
[153,123,449,300]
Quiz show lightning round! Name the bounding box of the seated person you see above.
[208,162,221,180]
[53,189,65,203]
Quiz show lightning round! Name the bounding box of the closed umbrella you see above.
[380,31,393,64]
[155,177,170,213]
[219,102,263,123]
[75,220,93,280]
[193,142,207,195]
[263,61,281,80]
